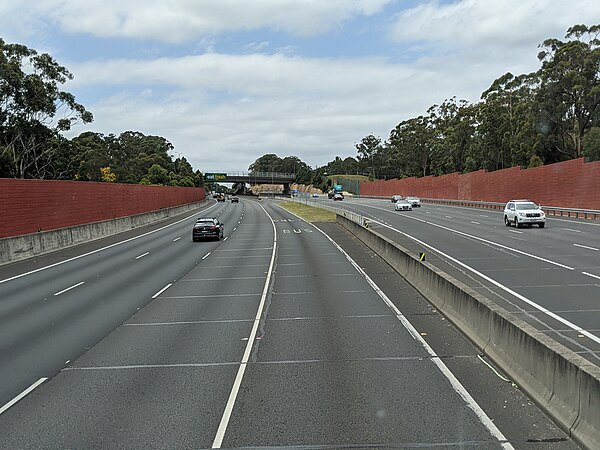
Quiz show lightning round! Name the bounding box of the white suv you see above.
[504,200,546,228]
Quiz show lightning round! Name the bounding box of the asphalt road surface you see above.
[316,196,600,367]
[0,197,579,448]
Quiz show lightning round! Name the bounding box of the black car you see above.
[192,218,224,241]
[231,196,239,203]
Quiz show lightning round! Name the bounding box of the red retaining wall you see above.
[360,158,600,210]
[0,179,205,238]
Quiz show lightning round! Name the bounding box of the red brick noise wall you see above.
[359,158,600,210]
[0,179,205,238]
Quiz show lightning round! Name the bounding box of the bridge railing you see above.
[221,171,296,179]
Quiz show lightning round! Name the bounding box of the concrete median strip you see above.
[337,214,600,450]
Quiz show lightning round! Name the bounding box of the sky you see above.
[2,0,599,173]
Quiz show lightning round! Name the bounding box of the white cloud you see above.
[0,0,394,42]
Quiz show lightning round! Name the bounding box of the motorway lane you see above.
[0,198,274,447]
[222,201,509,448]
[319,197,600,363]
[0,198,519,449]
[0,199,239,408]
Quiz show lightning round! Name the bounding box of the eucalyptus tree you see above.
[536,24,600,160]
[0,39,93,178]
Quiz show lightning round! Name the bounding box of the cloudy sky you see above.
[2,0,599,172]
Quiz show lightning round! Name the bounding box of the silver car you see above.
[394,199,412,211]
[406,196,421,207]
[504,200,546,228]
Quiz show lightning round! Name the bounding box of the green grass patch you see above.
[279,202,336,222]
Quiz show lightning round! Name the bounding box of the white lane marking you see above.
[370,219,600,345]
[223,236,229,241]
[582,272,600,281]
[212,203,277,448]
[285,209,513,449]
[445,215,452,218]
[0,378,48,416]
[202,252,211,260]
[353,201,573,270]
[233,227,237,231]
[135,252,149,259]
[561,228,581,233]
[152,283,172,299]
[425,211,431,214]
[480,215,489,218]
[424,221,573,270]
[173,237,181,241]
[0,204,217,285]
[573,243,599,251]
[54,281,85,296]
[471,221,480,225]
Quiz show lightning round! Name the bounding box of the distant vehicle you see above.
[394,199,412,211]
[406,196,421,207]
[312,193,319,198]
[231,196,239,203]
[328,190,335,199]
[391,195,403,203]
[333,193,344,201]
[216,193,226,202]
[192,217,224,241]
[504,200,545,228]
[212,193,219,198]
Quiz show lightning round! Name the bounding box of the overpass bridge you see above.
[204,171,296,194]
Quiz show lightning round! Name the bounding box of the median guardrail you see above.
[287,196,600,449]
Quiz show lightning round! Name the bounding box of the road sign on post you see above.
[204,173,227,182]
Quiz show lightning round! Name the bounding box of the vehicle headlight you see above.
[518,212,525,216]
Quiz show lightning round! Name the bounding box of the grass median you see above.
[278,201,336,222]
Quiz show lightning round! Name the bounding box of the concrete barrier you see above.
[337,214,600,450]
[0,201,208,266]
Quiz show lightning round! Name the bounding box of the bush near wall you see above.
[0,179,205,238]
[359,158,600,210]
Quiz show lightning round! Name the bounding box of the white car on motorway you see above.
[394,199,412,211]
[503,200,546,228]
[406,196,421,207]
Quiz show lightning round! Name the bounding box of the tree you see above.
[100,166,117,183]
[0,39,93,178]
[355,134,382,178]
[536,24,600,159]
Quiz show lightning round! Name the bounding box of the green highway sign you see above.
[204,173,227,181]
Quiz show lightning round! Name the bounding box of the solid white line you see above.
[285,209,513,449]
[370,219,600,345]
[54,281,85,296]
[582,272,600,281]
[173,237,182,241]
[573,243,599,251]
[212,203,277,448]
[135,252,149,259]
[0,378,48,416]
[202,252,211,260]
[0,204,217,285]
[424,220,573,270]
[152,283,172,299]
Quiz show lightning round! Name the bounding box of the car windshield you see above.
[516,203,538,210]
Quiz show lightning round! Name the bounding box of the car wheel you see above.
[539,223,545,228]
[514,217,521,228]
[504,216,510,226]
